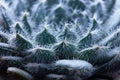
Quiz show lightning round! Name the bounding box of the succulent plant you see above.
[0,0,120,80]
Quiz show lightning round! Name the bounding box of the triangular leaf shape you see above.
[78,32,92,50]
[32,3,45,25]
[22,14,32,34]
[15,23,25,34]
[15,0,25,16]
[53,41,76,59]
[0,33,8,43]
[101,30,120,48]
[24,48,56,63]
[10,34,32,50]
[35,28,56,46]
[0,43,15,56]
[58,27,77,42]
[95,53,120,73]
[0,56,23,72]
[54,7,67,22]
[77,46,113,65]
[0,6,11,32]
[90,19,98,31]
[68,0,85,11]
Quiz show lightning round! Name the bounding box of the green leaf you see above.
[104,0,116,13]
[102,30,120,48]
[96,3,104,18]
[0,6,11,32]
[59,27,77,42]
[0,56,23,72]
[0,43,15,56]
[54,7,67,22]
[24,63,51,79]
[0,32,8,43]
[90,19,98,31]
[25,0,37,13]
[10,34,33,50]
[78,32,92,50]
[15,23,25,34]
[22,14,32,34]
[24,48,56,63]
[15,0,25,16]
[32,3,45,25]
[7,67,33,80]
[68,0,85,11]
[77,46,113,65]
[95,53,120,73]
[45,0,59,9]
[53,41,76,59]
[35,28,56,46]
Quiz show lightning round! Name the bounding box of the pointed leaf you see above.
[0,32,8,43]
[101,30,120,48]
[35,28,56,46]
[0,7,11,32]
[22,14,32,34]
[15,23,25,34]
[0,56,23,72]
[77,46,113,65]
[95,53,120,73]
[59,27,77,42]
[24,48,56,63]
[68,0,85,11]
[15,0,25,16]
[90,19,98,31]
[10,34,32,50]
[78,32,92,50]
[53,41,76,59]
[0,43,15,56]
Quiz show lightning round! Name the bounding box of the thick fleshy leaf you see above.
[54,60,94,79]
[24,48,56,63]
[78,32,93,50]
[15,0,25,16]
[0,56,23,72]
[53,41,76,59]
[68,0,85,11]
[32,3,45,25]
[10,34,33,50]
[95,53,120,73]
[7,67,33,80]
[58,27,77,42]
[45,74,67,80]
[0,6,11,32]
[24,63,51,79]
[0,32,8,43]
[15,23,25,34]
[54,7,67,22]
[101,30,120,48]
[77,46,113,65]
[0,43,15,56]
[35,28,56,46]
[104,0,116,13]
[90,19,98,31]
[45,0,59,9]
[22,14,32,34]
